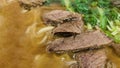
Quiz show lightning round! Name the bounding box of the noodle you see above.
[37,26,54,35]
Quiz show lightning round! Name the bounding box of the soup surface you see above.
[0,1,120,68]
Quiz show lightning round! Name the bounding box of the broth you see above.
[0,1,120,68]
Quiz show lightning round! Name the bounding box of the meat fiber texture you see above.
[43,10,82,26]
[43,10,84,37]
[47,30,112,53]
[70,49,116,68]
[74,49,107,68]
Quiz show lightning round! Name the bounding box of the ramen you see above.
[0,1,120,68]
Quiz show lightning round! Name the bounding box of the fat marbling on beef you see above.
[47,30,112,53]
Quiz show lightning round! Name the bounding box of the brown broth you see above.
[0,1,120,68]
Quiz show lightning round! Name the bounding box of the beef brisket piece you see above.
[43,10,82,26]
[74,49,107,68]
[47,30,112,53]
[52,20,84,37]
[19,0,47,10]
[112,43,120,56]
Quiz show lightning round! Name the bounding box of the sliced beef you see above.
[43,10,84,37]
[19,0,47,10]
[74,49,107,68]
[112,43,120,56]
[47,30,112,53]
[43,10,82,26]
[71,49,116,68]
[53,20,84,37]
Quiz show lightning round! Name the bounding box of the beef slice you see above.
[47,30,112,53]
[74,49,107,68]
[43,10,82,26]
[52,20,84,37]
